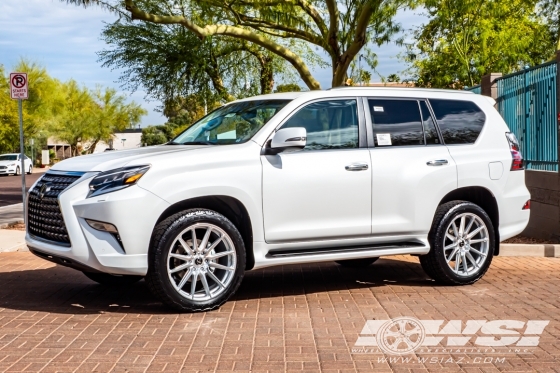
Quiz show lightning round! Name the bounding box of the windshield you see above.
[171,99,290,145]
[0,155,17,161]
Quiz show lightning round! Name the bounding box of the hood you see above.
[0,160,17,166]
[50,145,207,172]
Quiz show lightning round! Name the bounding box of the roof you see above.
[327,86,475,95]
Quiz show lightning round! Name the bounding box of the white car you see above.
[0,153,32,176]
[25,88,530,312]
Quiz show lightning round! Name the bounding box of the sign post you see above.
[10,73,28,226]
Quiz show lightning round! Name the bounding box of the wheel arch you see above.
[439,186,500,255]
[151,195,255,270]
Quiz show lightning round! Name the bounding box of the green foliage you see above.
[0,60,147,158]
[141,125,172,146]
[62,0,417,88]
[406,0,555,88]
[274,84,302,92]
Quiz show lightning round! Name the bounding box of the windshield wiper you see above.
[181,141,215,145]
[166,141,182,145]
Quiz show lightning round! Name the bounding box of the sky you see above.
[0,0,426,127]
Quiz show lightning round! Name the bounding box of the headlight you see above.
[88,165,150,198]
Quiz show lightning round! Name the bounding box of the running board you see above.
[266,241,426,258]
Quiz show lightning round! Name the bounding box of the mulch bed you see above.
[503,235,559,245]
[3,223,25,231]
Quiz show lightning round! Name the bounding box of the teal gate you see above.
[495,62,558,171]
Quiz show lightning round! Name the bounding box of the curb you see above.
[500,243,560,257]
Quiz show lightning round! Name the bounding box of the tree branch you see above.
[124,0,321,90]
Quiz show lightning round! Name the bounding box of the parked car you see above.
[25,88,530,312]
[0,153,32,176]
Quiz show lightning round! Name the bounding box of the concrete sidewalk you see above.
[0,203,24,228]
[0,229,27,252]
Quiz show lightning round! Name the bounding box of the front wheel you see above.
[12,167,20,176]
[83,272,143,286]
[146,209,246,312]
[27,166,32,175]
[420,201,495,285]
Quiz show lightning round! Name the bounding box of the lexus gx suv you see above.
[26,88,530,312]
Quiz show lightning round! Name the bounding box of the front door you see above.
[365,98,458,236]
[262,98,372,243]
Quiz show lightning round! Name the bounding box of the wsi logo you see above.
[355,317,549,355]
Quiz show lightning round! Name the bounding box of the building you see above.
[93,129,143,153]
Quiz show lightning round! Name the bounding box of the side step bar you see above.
[266,241,426,258]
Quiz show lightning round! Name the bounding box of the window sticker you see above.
[373,106,384,112]
[376,134,392,146]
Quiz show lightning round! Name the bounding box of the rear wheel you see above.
[420,201,494,285]
[336,257,379,268]
[83,272,143,286]
[146,209,246,312]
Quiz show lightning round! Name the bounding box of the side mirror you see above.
[270,127,307,153]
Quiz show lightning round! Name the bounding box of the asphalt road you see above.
[0,172,45,207]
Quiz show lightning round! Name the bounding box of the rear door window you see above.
[368,99,424,146]
[429,99,486,144]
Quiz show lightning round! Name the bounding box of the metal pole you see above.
[18,99,26,226]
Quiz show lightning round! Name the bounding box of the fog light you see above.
[85,219,118,233]
[522,200,531,210]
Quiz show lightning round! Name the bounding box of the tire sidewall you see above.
[152,210,246,310]
[430,202,495,283]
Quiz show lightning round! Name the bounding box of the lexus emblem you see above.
[39,183,51,200]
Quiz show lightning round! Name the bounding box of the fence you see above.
[495,62,558,172]
[465,84,481,94]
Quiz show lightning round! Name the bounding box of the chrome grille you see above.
[28,173,82,246]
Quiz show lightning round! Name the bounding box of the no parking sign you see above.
[10,72,28,100]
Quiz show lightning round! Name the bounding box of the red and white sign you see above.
[10,73,28,100]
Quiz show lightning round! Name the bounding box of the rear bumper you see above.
[25,173,170,276]
[498,171,531,241]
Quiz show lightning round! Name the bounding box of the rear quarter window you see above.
[429,99,486,145]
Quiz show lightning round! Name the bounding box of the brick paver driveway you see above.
[0,252,559,372]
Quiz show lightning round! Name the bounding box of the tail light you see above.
[522,200,531,210]
[506,132,524,171]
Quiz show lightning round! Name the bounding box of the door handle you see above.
[426,159,448,166]
[345,163,369,171]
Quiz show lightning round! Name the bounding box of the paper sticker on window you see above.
[373,106,384,112]
[376,134,392,146]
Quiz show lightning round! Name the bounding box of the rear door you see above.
[366,98,457,236]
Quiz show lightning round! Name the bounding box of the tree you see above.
[85,87,146,153]
[99,14,290,105]
[274,83,302,92]
[406,0,555,88]
[63,0,414,88]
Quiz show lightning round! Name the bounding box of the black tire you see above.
[83,272,143,286]
[420,201,495,285]
[27,166,32,175]
[146,209,246,312]
[336,257,379,268]
[13,167,20,176]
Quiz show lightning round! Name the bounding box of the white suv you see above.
[26,88,530,312]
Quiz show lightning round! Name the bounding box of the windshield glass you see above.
[0,155,17,161]
[172,99,290,145]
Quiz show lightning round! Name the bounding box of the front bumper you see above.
[0,167,16,174]
[25,173,170,276]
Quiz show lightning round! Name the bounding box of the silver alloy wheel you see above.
[167,222,237,301]
[443,212,490,277]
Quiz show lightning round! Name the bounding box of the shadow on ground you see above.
[0,256,433,315]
